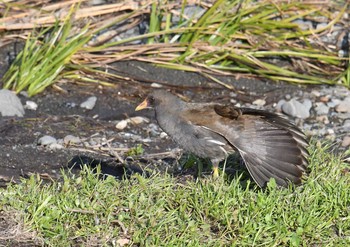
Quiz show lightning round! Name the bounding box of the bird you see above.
[135,90,309,188]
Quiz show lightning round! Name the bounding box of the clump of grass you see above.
[2,5,91,96]
[0,142,349,246]
[126,144,144,156]
[1,1,350,94]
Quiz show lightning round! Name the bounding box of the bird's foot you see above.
[212,166,219,178]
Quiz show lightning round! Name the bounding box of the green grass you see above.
[0,142,349,246]
[2,5,91,96]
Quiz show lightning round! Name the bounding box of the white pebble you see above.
[80,96,97,110]
[160,132,168,138]
[38,135,57,146]
[129,116,149,125]
[63,135,81,145]
[24,101,38,110]
[252,99,266,106]
[116,120,128,130]
[49,143,64,150]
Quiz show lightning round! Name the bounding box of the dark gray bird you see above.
[135,90,309,187]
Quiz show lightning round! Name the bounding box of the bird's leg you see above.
[212,148,229,178]
[211,158,221,178]
[213,164,219,177]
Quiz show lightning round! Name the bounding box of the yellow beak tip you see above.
[135,99,148,111]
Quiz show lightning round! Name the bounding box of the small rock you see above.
[315,102,329,115]
[89,139,97,146]
[151,83,163,88]
[230,99,237,104]
[24,101,38,110]
[116,120,128,130]
[80,96,97,110]
[343,119,350,131]
[317,127,327,136]
[337,113,350,119]
[131,134,142,141]
[0,89,25,117]
[319,96,330,103]
[335,97,350,113]
[316,22,328,30]
[160,132,168,138]
[229,92,237,98]
[316,115,329,124]
[38,135,57,146]
[310,90,321,97]
[65,102,77,108]
[142,138,152,143]
[327,129,335,135]
[63,135,81,145]
[341,136,350,147]
[327,99,341,108]
[303,99,312,110]
[325,135,335,141]
[275,99,286,112]
[148,123,161,137]
[293,19,313,30]
[49,143,64,150]
[129,116,149,125]
[282,99,311,119]
[252,99,266,106]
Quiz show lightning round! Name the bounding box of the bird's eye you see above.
[148,96,155,105]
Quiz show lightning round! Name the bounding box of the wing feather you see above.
[182,104,309,187]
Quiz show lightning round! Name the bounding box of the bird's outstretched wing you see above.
[182,104,309,187]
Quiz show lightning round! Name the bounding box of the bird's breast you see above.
[155,111,232,160]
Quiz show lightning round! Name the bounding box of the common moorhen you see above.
[136,90,309,187]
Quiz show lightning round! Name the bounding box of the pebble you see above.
[293,19,313,30]
[116,120,128,130]
[343,119,350,131]
[327,128,335,135]
[63,135,81,145]
[129,116,149,125]
[316,115,329,124]
[303,99,312,109]
[282,98,311,119]
[275,99,286,112]
[336,113,350,119]
[0,89,25,117]
[252,99,266,106]
[148,123,161,137]
[342,136,350,147]
[310,90,321,97]
[65,102,77,108]
[315,102,329,115]
[24,101,38,110]
[160,132,168,139]
[80,96,97,110]
[327,99,341,108]
[319,96,330,103]
[151,83,163,88]
[335,97,350,113]
[142,138,152,143]
[38,135,57,146]
[49,143,64,150]
[116,117,150,130]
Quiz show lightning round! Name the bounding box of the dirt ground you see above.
[0,43,319,188]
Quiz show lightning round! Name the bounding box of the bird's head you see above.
[135,90,180,111]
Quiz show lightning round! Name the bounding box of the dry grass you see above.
[1,0,349,94]
[0,210,42,246]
